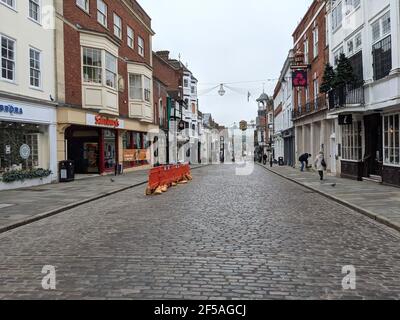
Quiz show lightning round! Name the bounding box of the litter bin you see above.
[278,157,284,166]
[59,160,75,182]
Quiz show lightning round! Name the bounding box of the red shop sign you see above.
[95,115,120,128]
[292,70,308,88]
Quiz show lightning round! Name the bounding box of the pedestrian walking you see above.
[315,151,327,181]
[263,154,267,165]
[299,153,311,172]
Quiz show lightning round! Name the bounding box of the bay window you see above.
[144,76,151,102]
[129,74,151,102]
[342,121,362,161]
[384,114,400,166]
[105,52,117,89]
[129,74,143,100]
[83,47,102,84]
[82,47,117,89]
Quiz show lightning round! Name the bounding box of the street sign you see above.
[5,145,10,155]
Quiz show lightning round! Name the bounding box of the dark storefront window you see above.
[103,129,117,171]
[373,35,392,81]
[0,122,42,174]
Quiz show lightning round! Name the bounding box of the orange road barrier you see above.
[146,164,192,195]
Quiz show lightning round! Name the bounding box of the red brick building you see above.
[291,0,336,173]
[55,0,158,175]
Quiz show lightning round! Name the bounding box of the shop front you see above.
[0,99,57,190]
[58,107,158,176]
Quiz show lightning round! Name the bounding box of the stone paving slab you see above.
[259,164,400,232]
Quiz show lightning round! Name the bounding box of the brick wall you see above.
[292,0,328,113]
[62,0,153,117]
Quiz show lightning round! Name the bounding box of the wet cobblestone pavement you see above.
[0,164,399,299]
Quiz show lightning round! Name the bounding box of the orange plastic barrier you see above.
[147,164,192,194]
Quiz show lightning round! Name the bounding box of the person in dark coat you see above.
[299,153,311,172]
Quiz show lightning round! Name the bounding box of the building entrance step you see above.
[363,175,383,183]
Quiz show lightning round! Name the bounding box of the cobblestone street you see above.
[0,164,399,300]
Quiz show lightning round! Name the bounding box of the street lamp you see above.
[218,84,226,96]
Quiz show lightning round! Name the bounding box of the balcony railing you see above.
[328,85,365,110]
[292,96,327,120]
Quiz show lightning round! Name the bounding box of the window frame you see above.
[105,51,117,89]
[383,113,400,166]
[82,47,103,85]
[28,0,41,24]
[332,1,343,32]
[76,0,89,13]
[138,36,144,57]
[1,34,16,83]
[29,47,42,89]
[341,121,362,161]
[0,0,16,10]
[97,0,108,28]
[113,13,122,39]
[313,27,319,59]
[127,26,134,49]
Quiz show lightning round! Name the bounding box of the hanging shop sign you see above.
[292,70,308,87]
[339,114,353,125]
[178,120,185,131]
[86,114,124,129]
[19,144,31,160]
[0,104,24,115]
[239,121,248,131]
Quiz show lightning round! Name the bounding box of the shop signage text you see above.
[0,104,24,115]
[86,114,124,129]
[95,115,119,128]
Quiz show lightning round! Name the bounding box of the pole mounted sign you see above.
[292,70,308,88]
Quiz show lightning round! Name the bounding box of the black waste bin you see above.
[278,157,285,166]
[59,160,75,182]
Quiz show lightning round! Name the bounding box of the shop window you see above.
[384,114,400,166]
[342,121,362,161]
[0,122,42,174]
[103,129,116,171]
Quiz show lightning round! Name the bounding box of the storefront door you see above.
[66,126,100,174]
[102,129,117,173]
[364,114,383,177]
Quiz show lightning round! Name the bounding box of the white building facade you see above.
[326,0,400,186]
[273,50,296,166]
[0,0,57,189]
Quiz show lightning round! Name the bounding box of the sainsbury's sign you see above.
[86,114,124,129]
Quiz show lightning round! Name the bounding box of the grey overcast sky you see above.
[140,0,313,126]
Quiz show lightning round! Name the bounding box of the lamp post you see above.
[231,122,237,162]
